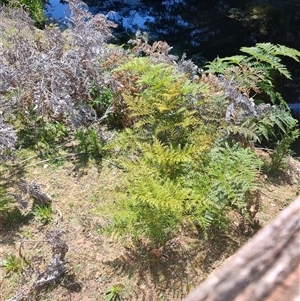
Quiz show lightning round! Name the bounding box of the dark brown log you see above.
[183,197,300,301]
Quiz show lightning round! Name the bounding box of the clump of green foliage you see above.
[102,42,300,246]
[206,43,300,99]
[202,143,262,221]
[32,204,53,224]
[1,254,25,276]
[75,126,104,159]
[0,0,46,28]
[206,43,300,166]
[103,57,260,245]
[0,0,299,249]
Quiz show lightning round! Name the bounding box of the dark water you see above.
[45,0,300,152]
[45,0,300,99]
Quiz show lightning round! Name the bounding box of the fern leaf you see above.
[240,43,296,79]
[257,43,300,62]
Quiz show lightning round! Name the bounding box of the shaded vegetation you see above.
[0,1,300,300]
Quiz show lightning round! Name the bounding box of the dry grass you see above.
[0,151,299,301]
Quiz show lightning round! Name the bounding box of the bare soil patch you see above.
[1,153,299,301]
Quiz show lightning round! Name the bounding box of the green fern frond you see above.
[222,122,261,143]
[255,43,300,62]
[114,56,152,74]
[240,43,300,79]
[129,175,191,211]
[206,143,262,212]
[114,56,210,145]
[220,103,298,146]
[206,43,300,100]
[205,57,230,73]
[222,55,248,65]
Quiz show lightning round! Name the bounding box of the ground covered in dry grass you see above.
[1,150,299,301]
[1,3,300,300]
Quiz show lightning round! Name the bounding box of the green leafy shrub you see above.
[113,57,210,142]
[205,43,299,167]
[203,143,262,221]
[20,0,46,28]
[108,167,190,244]
[269,123,299,171]
[222,105,299,146]
[38,120,68,145]
[107,137,263,244]
[206,43,300,100]
[75,126,103,159]
[89,83,113,117]
[105,58,239,244]
[104,45,298,245]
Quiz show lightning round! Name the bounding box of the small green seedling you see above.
[32,204,52,224]
[105,284,122,301]
[1,254,23,276]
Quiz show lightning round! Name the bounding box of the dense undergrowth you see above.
[0,1,300,299]
[1,0,299,245]
[0,0,46,27]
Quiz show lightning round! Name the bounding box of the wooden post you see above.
[183,197,300,301]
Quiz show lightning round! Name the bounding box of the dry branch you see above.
[183,197,300,301]
[5,230,68,301]
[17,180,53,207]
